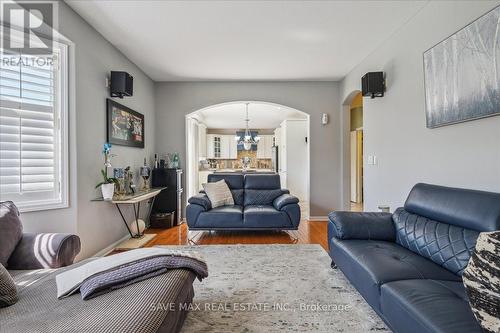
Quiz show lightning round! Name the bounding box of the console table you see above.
[93,187,165,238]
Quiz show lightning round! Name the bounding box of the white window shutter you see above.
[0,44,68,211]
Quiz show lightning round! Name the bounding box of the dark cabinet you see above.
[151,168,183,225]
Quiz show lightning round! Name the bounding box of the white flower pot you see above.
[101,183,115,200]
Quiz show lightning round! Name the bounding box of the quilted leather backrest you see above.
[231,189,244,206]
[243,174,283,206]
[207,173,244,189]
[405,183,500,232]
[244,189,286,206]
[393,208,479,276]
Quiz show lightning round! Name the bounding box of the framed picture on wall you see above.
[106,99,145,148]
[423,6,500,128]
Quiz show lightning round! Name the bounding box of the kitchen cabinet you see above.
[207,134,237,159]
[229,136,238,159]
[257,135,273,159]
[207,134,222,158]
[206,134,215,158]
[220,135,230,159]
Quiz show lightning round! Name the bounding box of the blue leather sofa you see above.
[328,183,500,333]
[186,173,301,230]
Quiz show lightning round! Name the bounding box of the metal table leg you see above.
[115,203,135,238]
[116,203,143,239]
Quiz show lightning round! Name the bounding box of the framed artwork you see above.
[423,6,500,128]
[106,99,145,148]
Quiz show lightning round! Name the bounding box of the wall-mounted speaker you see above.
[361,72,385,99]
[110,71,133,98]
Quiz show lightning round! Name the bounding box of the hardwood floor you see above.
[145,220,329,251]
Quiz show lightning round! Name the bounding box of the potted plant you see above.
[96,143,118,200]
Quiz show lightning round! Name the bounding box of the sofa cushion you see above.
[393,208,479,276]
[231,189,244,206]
[203,180,234,208]
[380,279,482,333]
[0,201,23,267]
[195,205,244,228]
[328,211,395,241]
[244,174,281,189]
[207,173,244,189]
[273,194,299,210]
[0,263,17,307]
[404,183,500,232]
[463,231,500,333]
[329,239,461,311]
[188,194,212,210]
[243,205,293,228]
[244,189,285,206]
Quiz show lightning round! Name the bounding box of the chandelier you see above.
[234,103,260,150]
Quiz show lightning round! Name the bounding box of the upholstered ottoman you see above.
[1,260,196,333]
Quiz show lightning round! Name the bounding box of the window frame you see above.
[0,35,69,213]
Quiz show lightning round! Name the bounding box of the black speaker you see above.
[361,72,385,98]
[110,71,133,98]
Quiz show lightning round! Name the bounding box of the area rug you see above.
[158,244,390,333]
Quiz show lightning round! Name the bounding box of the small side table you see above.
[92,187,165,238]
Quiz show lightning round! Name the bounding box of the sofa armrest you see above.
[273,194,299,210]
[188,194,212,211]
[7,233,81,270]
[328,211,395,241]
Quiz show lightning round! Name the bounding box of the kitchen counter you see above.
[198,169,275,191]
[215,169,275,173]
[199,168,275,173]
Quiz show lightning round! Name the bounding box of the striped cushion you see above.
[463,231,500,333]
[0,263,17,307]
[203,180,234,208]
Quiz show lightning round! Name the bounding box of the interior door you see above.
[356,130,363,203]
[350,131,357,202]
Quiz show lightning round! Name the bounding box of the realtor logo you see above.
[2,1,57,54]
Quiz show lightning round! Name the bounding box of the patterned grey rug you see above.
[159,244,390,333]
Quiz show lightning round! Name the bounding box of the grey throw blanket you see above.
[80,256,208,300]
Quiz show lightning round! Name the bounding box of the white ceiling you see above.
[193,102,307,129]
[66,0,427,81]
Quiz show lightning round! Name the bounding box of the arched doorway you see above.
[341,91,364,211]
[185,101,311,219]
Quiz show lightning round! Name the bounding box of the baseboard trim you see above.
[93,234,131,257]
[308,216,329,221]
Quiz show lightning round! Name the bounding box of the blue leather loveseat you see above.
[186,173,301,230]
[328,183,500,333]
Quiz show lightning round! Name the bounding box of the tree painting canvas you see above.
[423,6,500,128]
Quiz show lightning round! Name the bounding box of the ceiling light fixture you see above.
[234,103,260,150]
